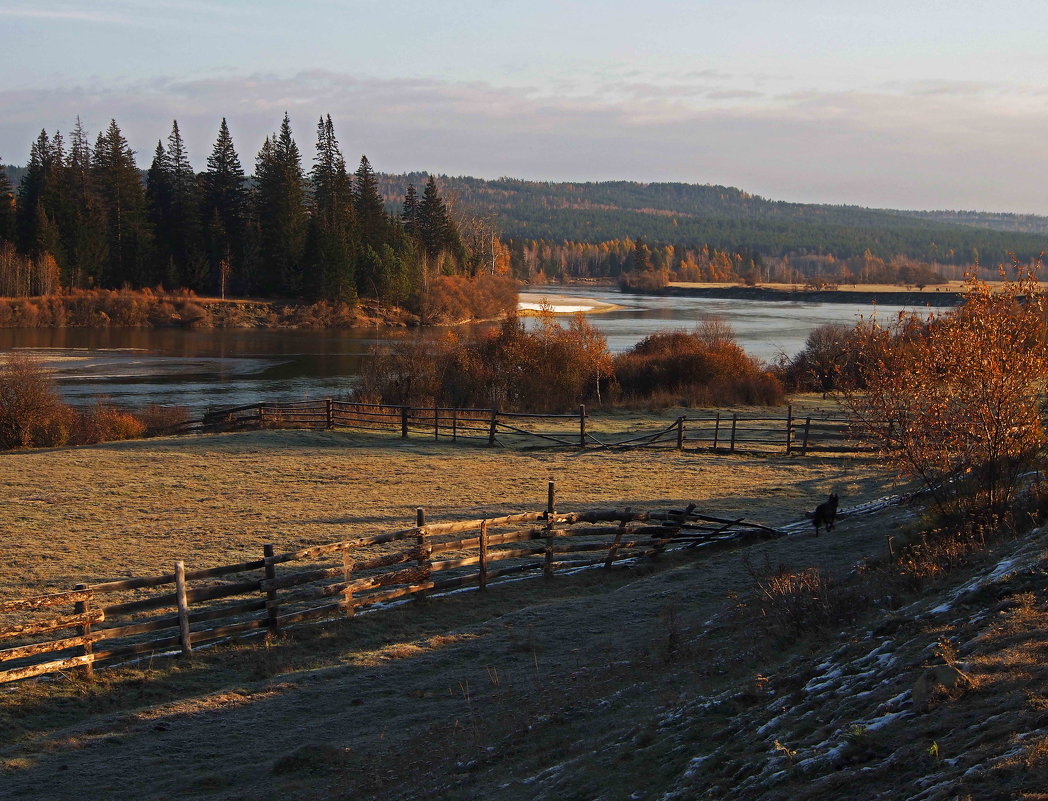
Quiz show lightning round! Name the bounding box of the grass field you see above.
[7,414,1037,801]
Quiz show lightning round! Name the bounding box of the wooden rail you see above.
[179,401,861,455]
[0,484,782,685]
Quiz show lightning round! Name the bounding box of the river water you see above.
[0,286,916,409]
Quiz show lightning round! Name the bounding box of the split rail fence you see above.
[174,400,860,455]
[0,484,781,685]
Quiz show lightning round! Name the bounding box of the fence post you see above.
[479,520,489,591]
[544,481,556,579]
[326,399,334,429]
[579,404,587,448]
[676,416,685,450]
[341,545,355,616]
[415,507,431,600]
[488,409,498,447]
[713,412,720,450]
[434,406,439,440]
[401,406,409,439]
[263,544,279,634]
[801,416,812,456]
[730,414,738,452]
[175,560,192,657]
[452,408,458,442]
[785,404,793,455]
[258,404,266,429]
[73,583,94,679]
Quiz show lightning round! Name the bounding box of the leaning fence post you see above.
[175,560,192,657]
[676,416,685,450]
[579,404,587,448]
[488,409,498,447]
[479,519,489,591]
[544,481,556,579]
[401,406,409,438]
[730,414,738,452]
[785,404,793,455]
[415,507,431,600]
[263,544,279,634]
[802,416,812,456]
[73,583,94,678]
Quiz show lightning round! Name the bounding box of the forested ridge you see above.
[376,174,1048,266]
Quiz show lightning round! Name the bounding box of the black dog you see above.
[812,493,839,536]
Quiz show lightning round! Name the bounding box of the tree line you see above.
[0,115,494,312]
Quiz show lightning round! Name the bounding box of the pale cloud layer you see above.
[4,2,1048,213]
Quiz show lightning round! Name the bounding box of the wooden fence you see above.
[0,484,781,685]
[168,401,860,455]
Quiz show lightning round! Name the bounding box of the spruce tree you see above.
[253,113,307,295]
[401,183,420,238]
[201,118,248,294]
[418,175,462,264]
[93,119,153,286]
[61,118,108,287]
[353,154,387,254]
[307,115,357,301]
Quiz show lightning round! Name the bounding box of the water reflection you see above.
[0,286,917,409]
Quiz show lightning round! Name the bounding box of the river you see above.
[0,286,917,409]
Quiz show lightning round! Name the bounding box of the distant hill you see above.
[5,162,1046,263]
[378,173,1048,264]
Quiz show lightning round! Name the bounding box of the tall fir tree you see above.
[63,117,109,287]
[418,175,462,264]
[306,115,357,301]
[401,183,420,238]
[201,118,248,294]
[253,113,307,295]
[145,121,204,289]
[353,154,387,255]
[92,119,153,286]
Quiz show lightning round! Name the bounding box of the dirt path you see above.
[0,431,907,800]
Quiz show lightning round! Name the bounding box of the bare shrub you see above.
[0,354,74,449]
[778,322,866,393]
[742,556,879,636]
[71,400,147,445]
[846,265,1048,521]
[613,327,785,407]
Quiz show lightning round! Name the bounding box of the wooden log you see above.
[175,560,192,656]
[264,544,279,633]
[102,578,262,617]
[0,610,104,641]
[0,632,102,663]
[802,416,812,456]
[677,416,685,450]
[401,406,409,438]
[261,549,419,592]
[74,583,94,679]
[97,598,267,639]
[488,409,498,447]
[496,422,579,447]
[89,558,267,594]
[0,653,96,685]
[0,590,93,613]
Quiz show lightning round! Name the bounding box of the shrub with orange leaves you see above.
[846,264,1048,521]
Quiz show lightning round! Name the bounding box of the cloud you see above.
[2,70,1047,213]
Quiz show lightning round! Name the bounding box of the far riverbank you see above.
[657,283,964,307]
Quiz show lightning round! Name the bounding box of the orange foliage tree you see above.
[847,266,1048,520]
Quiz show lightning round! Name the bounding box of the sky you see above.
[2,0,1048,213]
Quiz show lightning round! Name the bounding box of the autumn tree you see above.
[847,267,1048,521]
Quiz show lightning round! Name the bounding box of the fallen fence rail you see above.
[0,483,782,685]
